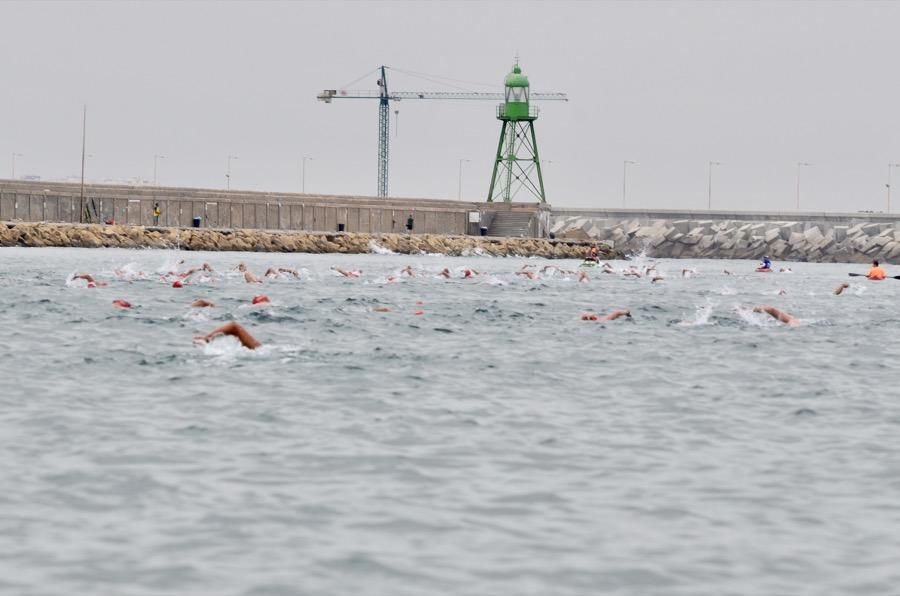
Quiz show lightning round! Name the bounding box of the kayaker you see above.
[759,256,772,271]
[584,244,600,262]
[867,260,886,280]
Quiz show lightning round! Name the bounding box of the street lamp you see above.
[623,160,638,208]
[887,163,900,213]
[796,162,812,210]
[457,158,470,200]
[11,152,23,179]
[302,156,313,193]
[226,155,238,190]
[708,161,721,210]
[154,154,166,187]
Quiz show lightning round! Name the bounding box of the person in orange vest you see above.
[867,259,887,280]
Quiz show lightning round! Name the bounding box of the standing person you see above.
[867,260,887,280]
[153,203,161,225]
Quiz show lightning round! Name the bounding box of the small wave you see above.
[367,240,396,255]
[460,247,493,257]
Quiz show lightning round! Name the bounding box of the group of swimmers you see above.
[66,255,898,349]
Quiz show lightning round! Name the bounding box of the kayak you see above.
[755,267,772,273]
[580,261,598,268]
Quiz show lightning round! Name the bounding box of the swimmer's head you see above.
[251,295,270,305]
[873,259,880,266]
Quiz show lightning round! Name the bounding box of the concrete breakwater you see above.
[552,214,900,263]
[0,221,617,259]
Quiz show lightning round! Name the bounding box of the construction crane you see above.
[317,65,567,199]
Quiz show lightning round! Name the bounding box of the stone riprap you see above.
[551,215,900,263]
[0,222,619,260]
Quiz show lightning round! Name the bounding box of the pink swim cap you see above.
[252,295,270,305]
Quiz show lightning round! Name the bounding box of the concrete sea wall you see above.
[552,209,900,263]
[0,221,617,260]
[0,180,547,237]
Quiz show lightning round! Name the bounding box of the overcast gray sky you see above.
[2,1,900,212]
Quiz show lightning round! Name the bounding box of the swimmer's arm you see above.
[600,309,631,321]
[195,321,261,349]
[753,305,800,327]
[834,283,849,295]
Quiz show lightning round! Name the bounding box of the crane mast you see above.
[377,66,389,198]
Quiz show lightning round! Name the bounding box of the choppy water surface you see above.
[2,247,900,596]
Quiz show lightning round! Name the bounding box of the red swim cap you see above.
[252,295,270,305]
[112,299,132,309]
[172,280,183,288]
[581,312,599,321]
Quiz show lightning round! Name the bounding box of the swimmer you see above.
[516,270,538,280]
[372,306,392,313]
[600,309,632,321]
[112,299,132,309]
[682,268,696,278]
[333,267,361,278]
[181,263,214,279]
[194,321,261,350]
[600,263,616,274]
[264,267,301,279]
[251,295,270,305]
[651,276,665,283]
[400,265,415,277]
[777,289,787,296]
[833,282,850,296]
[779,267,793,273]
[439,268,452,279]
[72,273,107,287]
[578,271,590,283]
[463,268,480,278]
[191,299,215,308]
[753,305,800,327]
[723,269,732,275]
[236,263,262,284]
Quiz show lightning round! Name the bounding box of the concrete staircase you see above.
[487,211,535,238]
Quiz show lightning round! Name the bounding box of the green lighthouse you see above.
[487,62,547,203]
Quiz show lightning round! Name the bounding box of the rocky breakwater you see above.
[0,222,619,260]
[552,215,900,263]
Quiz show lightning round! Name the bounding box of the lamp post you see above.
[457,158,470,200]
[887,163,900,213]
[226,155,238,190]
[796,162,812,210]
[302,156,313,193]
[623,160,638,208]
[11,153,23,179]
[153,154,166,187]
[708,161,721,210]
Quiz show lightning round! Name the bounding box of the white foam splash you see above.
[679,300,715,326]
[734,305,768,327]
[367,240,396,255]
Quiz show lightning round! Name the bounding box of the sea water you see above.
[2,247,900,596]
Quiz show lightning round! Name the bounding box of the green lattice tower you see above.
[487,63,546,202]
